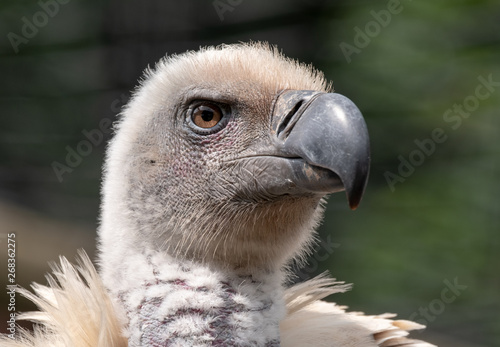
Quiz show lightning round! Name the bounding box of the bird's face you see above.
[102,44,369,272]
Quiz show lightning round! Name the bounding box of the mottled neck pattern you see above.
[114,252,284,346]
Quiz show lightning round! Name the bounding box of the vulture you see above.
[1,43,435,347]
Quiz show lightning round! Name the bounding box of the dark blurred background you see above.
[0,0,499,345]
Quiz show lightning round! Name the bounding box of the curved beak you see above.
[271,90,370,210]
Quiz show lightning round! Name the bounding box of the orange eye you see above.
[191,103,223,129]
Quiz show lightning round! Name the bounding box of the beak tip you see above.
[348,194,361,210]
[346,169,369,210]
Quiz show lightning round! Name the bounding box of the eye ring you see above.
[187,101,230,134]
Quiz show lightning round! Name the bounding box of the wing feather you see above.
[281,275,436,347]
[0,251,127,347]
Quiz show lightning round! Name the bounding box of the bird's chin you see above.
[234,156,345,200]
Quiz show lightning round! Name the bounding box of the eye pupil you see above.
[201,109,214,122]
[191,103,223,129]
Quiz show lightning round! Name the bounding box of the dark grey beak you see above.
[271,90,370,210]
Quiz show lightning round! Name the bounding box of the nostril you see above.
[277,100,303,137]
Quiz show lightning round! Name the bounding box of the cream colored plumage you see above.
[1,253,430,347]
[1,43,436,347]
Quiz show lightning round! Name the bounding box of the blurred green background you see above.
[0,1,498,346]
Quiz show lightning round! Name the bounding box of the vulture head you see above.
[99,43,369,279]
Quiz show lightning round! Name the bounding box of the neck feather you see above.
[103,248,285,346]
